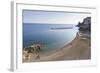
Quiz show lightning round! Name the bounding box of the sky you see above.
[23,10,91,25]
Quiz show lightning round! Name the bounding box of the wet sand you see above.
[23,34,91,63]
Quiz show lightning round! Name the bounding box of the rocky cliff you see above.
[77,17,91,34]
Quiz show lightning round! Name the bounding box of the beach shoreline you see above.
[22,33,91,63]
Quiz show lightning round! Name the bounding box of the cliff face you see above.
[77,17,91,34]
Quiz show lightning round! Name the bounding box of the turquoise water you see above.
[23,23,79,51]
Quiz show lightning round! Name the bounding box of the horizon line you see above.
[23,23,78,25]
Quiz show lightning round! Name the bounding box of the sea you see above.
[23,23,79,51]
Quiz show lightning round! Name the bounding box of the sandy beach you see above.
[23,33,91,63]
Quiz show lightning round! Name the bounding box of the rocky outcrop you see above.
[24,44,42,54]
[23,44,42,60]
[77,17,91,34]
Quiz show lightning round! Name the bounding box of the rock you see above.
[77,17,91,34]
[24,44,42,54]
[23,44,42,60]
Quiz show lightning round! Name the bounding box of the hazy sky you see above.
[23,10,91,25]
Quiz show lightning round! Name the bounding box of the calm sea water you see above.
[23,23,79,51]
